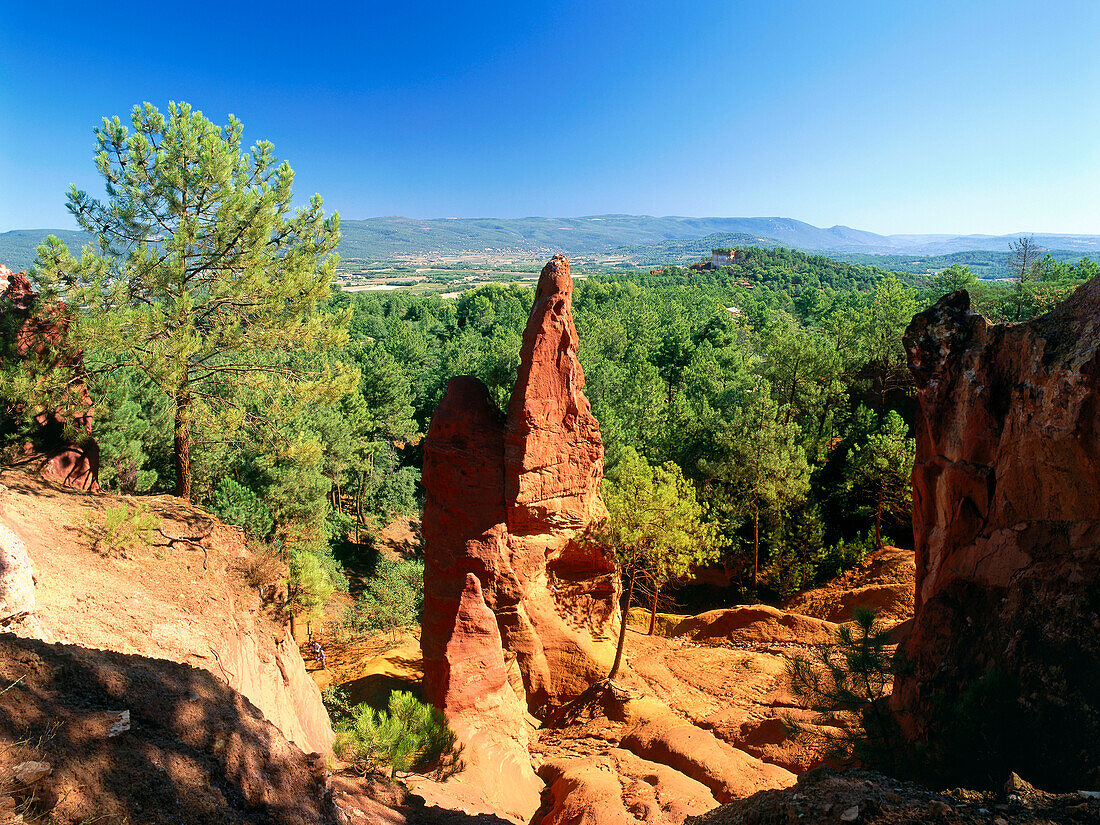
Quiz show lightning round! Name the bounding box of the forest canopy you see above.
[3,104,1095,616]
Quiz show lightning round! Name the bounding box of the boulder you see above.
[422,255,618,714]
[893,282,1100,789]
[539,749,718,825]
[0,518,51,641]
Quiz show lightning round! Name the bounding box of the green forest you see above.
[3,103,1095,627]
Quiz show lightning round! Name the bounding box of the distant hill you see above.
[5,217,1100,272]
[606,232,786,263]
[832,249,1100,281]
[336,216,1100,259]
[0,230,90,273]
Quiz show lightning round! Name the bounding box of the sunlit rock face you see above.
[421,255,618,715]
[894,280,1100,789]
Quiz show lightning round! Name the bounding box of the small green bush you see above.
[211,478,273,539]
[786,607,902,771]
[333,690,463,778]
[321,683,353,721]
[85,502,161,556]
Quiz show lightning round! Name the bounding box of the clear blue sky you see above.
[2,1,1098,235]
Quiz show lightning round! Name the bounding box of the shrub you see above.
[333,691,463,778]
[85,502,161,556]
[211,478,273,539]
[239,540,285,593]
[813,530,877,582]
[321,683,353,721]
[785,607,902,772]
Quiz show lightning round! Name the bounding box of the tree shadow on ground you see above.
[0,635,330,825]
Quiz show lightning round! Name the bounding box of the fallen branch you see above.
[153,519,214,571]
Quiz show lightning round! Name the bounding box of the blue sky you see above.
[2,1,1098,234]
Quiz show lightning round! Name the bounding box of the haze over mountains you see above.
[3,215,1099,271]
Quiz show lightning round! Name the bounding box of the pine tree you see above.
[844,409,915,548]
[700,384,810,589]
[35,102,348,501]
[598,447,715,679]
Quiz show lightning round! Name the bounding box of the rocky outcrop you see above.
[539,750,719,825]
[214,621,334,756]
[504,255,606,534]
[894,283,1100,789]
[0,472,332,757]
[412,574,541,823]
[0,515,51,642]
[672,605,839,648]
[422,255,618,717]
[0,264,99,490]
[621,718,796,803]
[685,769,1099,825]
[783,545,914,627]
[0,634,332,825]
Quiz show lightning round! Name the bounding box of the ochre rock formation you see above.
[0,474,332,756]
[783,545,914,627]
[672,605,839,648]
[411,574,542,823]
[539,750,719,825]
[0,264,99,490]
[894,283,1100,789]
[504,255,606,533]
[422,254,618,716]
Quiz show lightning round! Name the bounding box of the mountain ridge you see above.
[3,216,1099,272]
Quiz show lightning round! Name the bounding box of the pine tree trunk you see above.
[753,503,760,590]
[174,390,192,502]
[609,568,636,681]
[648,583,659,635]
[356,470,366,545]
[875,491,883,549]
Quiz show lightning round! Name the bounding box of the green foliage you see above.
[786,608,902,772]
[85,502,161,556]
[333,691,463,778]
[321,683,354,721]
[929,263,978,296]
[600,447,715,665]
[90,364,170,492]
[345,557,424,636]
[37,101,349,500]
[601,447,716,587]
[844,410,915,548]
[286,548,335,626]
[357,444,420,523]
[698,382,811,588]
[211,478,273,539]
[0,286,87,462]
[262,437,333,554]
[765,505,826,600]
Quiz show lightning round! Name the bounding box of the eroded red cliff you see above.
[894,281,1100,789]
[422,255,618,719]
